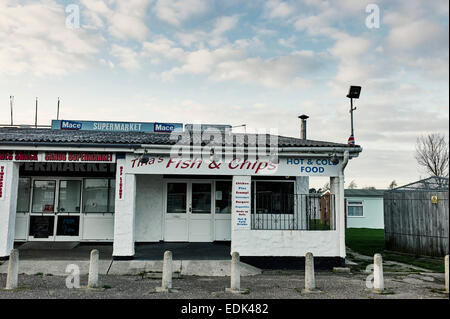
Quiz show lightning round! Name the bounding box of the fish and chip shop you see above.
[0,120,362,267]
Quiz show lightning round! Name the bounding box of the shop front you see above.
[0,123,362,267]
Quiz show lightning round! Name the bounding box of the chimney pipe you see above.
[299,114,309,140]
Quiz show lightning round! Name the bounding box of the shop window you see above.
[32,180,56,213]
[215,181,231,214]
[255,181,294,215]
[167,183,187,213]
[83,179,115,213]
[58,180,81,213]
[108,180,115,213]
[348,201,364,217]
[17,177,31,213]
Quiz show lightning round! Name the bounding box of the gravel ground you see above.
[0,270,447,299]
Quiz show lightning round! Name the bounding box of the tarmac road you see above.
[0,270,447,299]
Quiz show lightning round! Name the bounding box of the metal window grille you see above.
[251,193,336,230]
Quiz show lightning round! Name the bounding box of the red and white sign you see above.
[0,151,115,163]
[0,165,5,201]
[125,154,341,177]
[117,166,124,200]
[232,176,251,229]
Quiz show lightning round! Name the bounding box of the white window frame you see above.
[347,200,364,218]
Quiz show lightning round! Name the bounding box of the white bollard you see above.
[5,249,19,290]
[445,255,449,294]
[87,249,99,288]
[161,250,173,290]
[304,252,316,291]
[373,253,384,293]
[230,251,240,292]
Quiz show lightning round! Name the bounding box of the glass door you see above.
[28,178,82,241]
[55,180,81,240]
[29,180,57,240]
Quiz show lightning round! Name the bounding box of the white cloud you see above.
[0,1,103,77]
[278,36,296,48]
[161,46,321,89]
[110,45,141,70]
[153,0,209,26]
[382,1,449,80]
[142,37,185,63]
[81,0,152,41]
[265,0,295,19]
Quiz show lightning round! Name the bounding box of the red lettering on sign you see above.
[0,152,14,161]
[0,166,5,199]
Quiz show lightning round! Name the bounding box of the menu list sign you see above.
[233,176,251,230]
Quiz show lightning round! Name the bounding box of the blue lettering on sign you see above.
[60,120,82,130]
[154,123,175,132]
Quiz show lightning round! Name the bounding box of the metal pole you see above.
[57,97,60,120]
[9,96,13,126]
[350,97,354,137]
[35,97,38,128]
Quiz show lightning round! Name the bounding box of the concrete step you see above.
[0,259,262,277]
[108,260,262,276]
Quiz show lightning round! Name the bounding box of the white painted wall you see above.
[0,162,19,258]
[135,174,164,242]
[346,196,384,229]
[113,158,136,257]
[232,230,340,256]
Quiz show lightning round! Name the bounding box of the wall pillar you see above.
[330,175,345,258]
[296,177,309,229]
[113,158,136,259]
[0,162,19,259]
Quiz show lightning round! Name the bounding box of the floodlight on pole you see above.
[346,86,361,145]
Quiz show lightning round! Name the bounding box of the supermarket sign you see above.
[51,120,183,133]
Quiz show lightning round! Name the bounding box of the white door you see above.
[164,181,213,242]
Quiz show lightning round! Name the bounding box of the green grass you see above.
[345,228,445,273]
[346,228,385,256]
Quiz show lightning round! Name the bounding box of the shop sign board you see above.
[51,120,183,133]
[233,176,251,229]
[125,154,341,177]
[0,151,115,163]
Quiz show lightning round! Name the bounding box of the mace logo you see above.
[61,120,82,130]
[154,123,175,132]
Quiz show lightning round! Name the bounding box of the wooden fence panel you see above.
[384,190,449,257]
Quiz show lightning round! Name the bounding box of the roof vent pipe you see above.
[298,114,309,140]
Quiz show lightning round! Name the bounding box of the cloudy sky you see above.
[0,0,448,188]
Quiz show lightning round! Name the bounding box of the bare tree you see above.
[388,180,397,189]
[347,180,357,189]
[415,133,449,177]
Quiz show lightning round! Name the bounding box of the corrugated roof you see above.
[345,189,386,197]
[0,127,362,149]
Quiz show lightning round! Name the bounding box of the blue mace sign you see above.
[52,120,183,133]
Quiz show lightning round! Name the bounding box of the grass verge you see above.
[346,228,445,273]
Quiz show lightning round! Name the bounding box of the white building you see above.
[345,189,385,229]
[0,120,362,267]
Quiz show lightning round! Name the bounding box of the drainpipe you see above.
[339,150,349,260]
[341,150,350,172]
